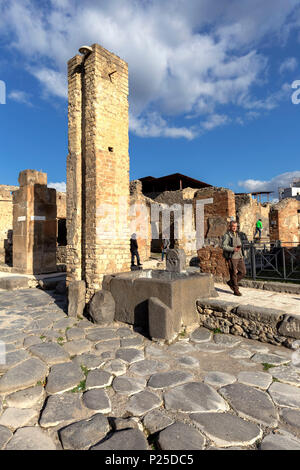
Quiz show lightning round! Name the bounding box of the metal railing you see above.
[243,240,300,282]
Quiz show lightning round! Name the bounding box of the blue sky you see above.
[0,0,300,198]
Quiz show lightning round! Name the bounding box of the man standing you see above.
[254,219,263,240]
[222,220,246,296]
[130,233,142,267]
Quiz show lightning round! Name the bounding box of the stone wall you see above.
[235,194,270,240]
[269,198,300,245]
[197,246,229,282]
[0,185,18,264]
[129,180,151,262]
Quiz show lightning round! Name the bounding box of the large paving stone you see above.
[91,428,148,450]
[115,348,144,364]
[25,318,53,333]
[63,339,92,356]
[164,382,229,413]
[95,339,120,353]
[1,333,26,345]
[190,327,212,343]
[103,359,127,376]
[0,349,30,372]
[268,382,300,409]
[194,343,227,354]
[0,425,12,449]
[5,385,45,409]
[168,342,196,355]
[237,371,273,390]
[86,328,118,342]
[280,408,300,429]
[158,422,205,450]
[23,335,43,348]
[120,336,144,348]
[5,426,57,450]
[229,348,253,359]
[143,409,174,434]
[88,290,115,325]
[251,353,290,366]
[269,365,300,387]
[83,389,111,413]
[0,358,48,393]
[66,327,86,341]
[145,344,169,359]
[72,353,105,370]
[0,407,38,431]
[53,317,77,330]
[126,390,162,416]
[204,372,236,388]
[148,371,193,389]
[116,327,134,338]
[112,376,146,396]
[86,370,113,389]
[129,359,170,376]
[39,393,88,428]
[219,383,278,427]
[191,412,262,447]
[46,362,84,394]
[213,334,241,347]
[29,342,69,365]
[177,356,200,368]
[59,413,110,450]
[260,433,300,450]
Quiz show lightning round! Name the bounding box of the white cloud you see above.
[48,181,66,192]
[30,68,67,99]
[238,171,300,194]
[130,112,197,139]
[279,57,298,74]
[8,90,32,106]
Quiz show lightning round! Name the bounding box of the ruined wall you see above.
[56,192,66,219]
[129,180,151,261]
[269,198,300,245]
[0,185,18,264]
[235,194,270,241]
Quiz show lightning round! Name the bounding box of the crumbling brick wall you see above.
[197,246,229,282]
[0,185,18,264]
[129,180,151,261]
[269,198,300,245]
[235,194,270,241]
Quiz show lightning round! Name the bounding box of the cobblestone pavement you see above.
[0,288,300,450]
[215,283,300,316]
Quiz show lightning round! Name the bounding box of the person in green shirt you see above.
[254,219,262,240]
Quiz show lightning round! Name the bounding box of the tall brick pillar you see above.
[12,170,57,274]
[67,44,131,304]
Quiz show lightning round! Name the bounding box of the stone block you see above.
[88,289,115,324]
[166,249,186,273]
[278,315,300,340]
[68,280,86,317]
[0,276,29,291]
[148,297,181,341]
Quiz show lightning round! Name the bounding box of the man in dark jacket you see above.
[222,220,246,296]
[130,233,142,267]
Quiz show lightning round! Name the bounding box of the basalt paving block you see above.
[85,370,113,389]
[168,342,196,356]
[111,417,140,431]
[190,327,212,343]
[144,344,169,359]
[191,412,262,447]
[280,408,300,428]
[229,348,254,359]
[120,336,144,348]
[204,372,236,388]
[39,393,89,428]
[177,356,200,368]
[25,318,54,332]
[147,371,193,389]
[72,353,105,370]
[0,425,12,449]
[143,409,174,434]
[86,328,118,342]
[260,433,300,450]
[29,342,70,365]
[164,382,229,414]
[269,366,300,387]
[0,349,30,372]
[53,318,77,330]
[116,327,134,338]
[237,371,272,390]
[194,343,227,354]
[158,422,205,450]
[129,359,170,376]
[251,353,290,366]
[0,407,38,431]
[46,362,84,394]
[112,375,147,396]
[91,428,148,450]
[83,389,111,413]
[63,339,92,356]
[1,333,26,345]
[23,335,43,348]
[59,413,110,450]
[126,390,162,416]
[0,358,48,393]
[5,385,45,409]
[268,382,300,409]
[66,328,86,341]
[103,359,127,376]
[213,334,241,347]
[5,426,57,450]
[95,339,120,352]
[115,348,144,364]
[219,383,278,427]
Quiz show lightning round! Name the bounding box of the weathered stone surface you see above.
[190,327,212,343]
[148,370,193,389]
[158,422,205,450]
[219,383,278,427]
[83,389,111,413]
[120,336,144,348]
[126,390,162,416]
[111,417,140,431]
[268,382,300,409]
[278,316,300,340]
[168,342,197,355]
[39,393,88,428]
[29,342,69,365]
[213,334,241,347]
[191,412,262,447]
[204,372,236,388]
[63,339,92,356]
[143,409,174,434]
[112,376,146,395]
[23,335,43,347]
[116,327,134,338]
[0,407,38,431]
[59,413,110,450]
[66,327,85,341]
[95,339,120,352]
[237,371,273,390]
[148,297,180,340]
[68,280,86,317]
[251,353,290,366]
[73,353,105,370]
[89,290,115,324]
[91,429,148,450]
[5,426,57,450]
[103,359,127,376]
[0,425,12,449]
[46,362,84,394]
[269,366,300,387]
[87,328,118,342]
[129,359,169,376]
[86,370,113,389]
[236,304,284,327]
[0,276,29,291]
[0,349,30,372]
[53,317,77,330]
[115,348,144,364]
[145,344,169,359]
[0,358,48,393]
[5,385,45,409]
[194,343,227,354]
[280,408,300,428]
[177,356,200,368]
[260,433,300,450]
[25,317,53,332]
[166,248,186,273]
[164,382,229,413]
[229,348,253,359]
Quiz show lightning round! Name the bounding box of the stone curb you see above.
[239,279,300,295]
